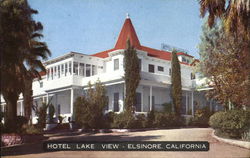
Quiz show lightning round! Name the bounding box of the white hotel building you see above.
[1,16,220,123]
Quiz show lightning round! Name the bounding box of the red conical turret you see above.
[114,14,141,49]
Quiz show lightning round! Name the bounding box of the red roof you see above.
[91,17,192,66]
[176,52,193,58]
[114,18,141,49]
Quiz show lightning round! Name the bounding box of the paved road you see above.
[2,128,250,158]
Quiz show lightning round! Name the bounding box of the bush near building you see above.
[209,109,250,139]
[190,106,213,127]
[74,81,108,129]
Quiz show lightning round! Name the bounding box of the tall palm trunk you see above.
[3,91,18,132]
[246,44,250,108]
[23,77,33,124]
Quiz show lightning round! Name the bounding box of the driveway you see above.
[2,128,250,158]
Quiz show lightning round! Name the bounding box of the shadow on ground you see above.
[1,132,161,156]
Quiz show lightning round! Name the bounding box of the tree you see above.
[171,50,182,116]
[200,0,250,40]
[74,80,108,129]
[198,21,248,108]
[123,39,141,113]
[0,0,50,131]
[199,0,250,107]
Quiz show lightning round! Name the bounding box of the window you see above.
[40,81,43,88]
[148,64,155,73]
[51,67,53,79]
[54,66,57,77]
[79,63,85,76]
[86,64,91,77]
[92,65,97,76]
[169,68,172,75]
[158,66,164,72]
[58,65,60,78]
[65,63,68,76]
[113,93,119,112]
[135,93,142,112]
[61,64,64,75]
[69,62,72,74]
[73,62,78,75]
[114,59,119,70]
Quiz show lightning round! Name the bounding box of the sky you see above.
[28,0,205,59]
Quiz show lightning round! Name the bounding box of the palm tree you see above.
[0,0,50,131]
[200,0,250,40]
[22,27,51,124]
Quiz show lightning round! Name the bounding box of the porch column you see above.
[191,90,194,116]
[123,83,126,111]
[20,101,23,116]
[70,88,74,117]
[141,86,144,112]
[55,94,58,122]
[185,92,188,115]
[149,85,152,111]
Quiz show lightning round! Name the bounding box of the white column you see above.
[185,92,188,115]
[70,88,74,117]
[141,87,144,112]
[191,90,194,116]
[149,85,152,111]
[20,101,23,116]
[55,94,58,122]
[123,83,126,111]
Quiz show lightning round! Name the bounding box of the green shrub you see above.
[24,125,42,134]
[146,110,155,128]
[112,112,131,128]
[112,112,144,129]
[74,81,108,129]
[103,112,115,128]
[209,110,250,139]
[136,114,147,128]
[48,105,55,123]
[33,102,49,129]
[191,106,213,127]
[153,112,183,128]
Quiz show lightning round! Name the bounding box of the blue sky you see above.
[29,0,204,59]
